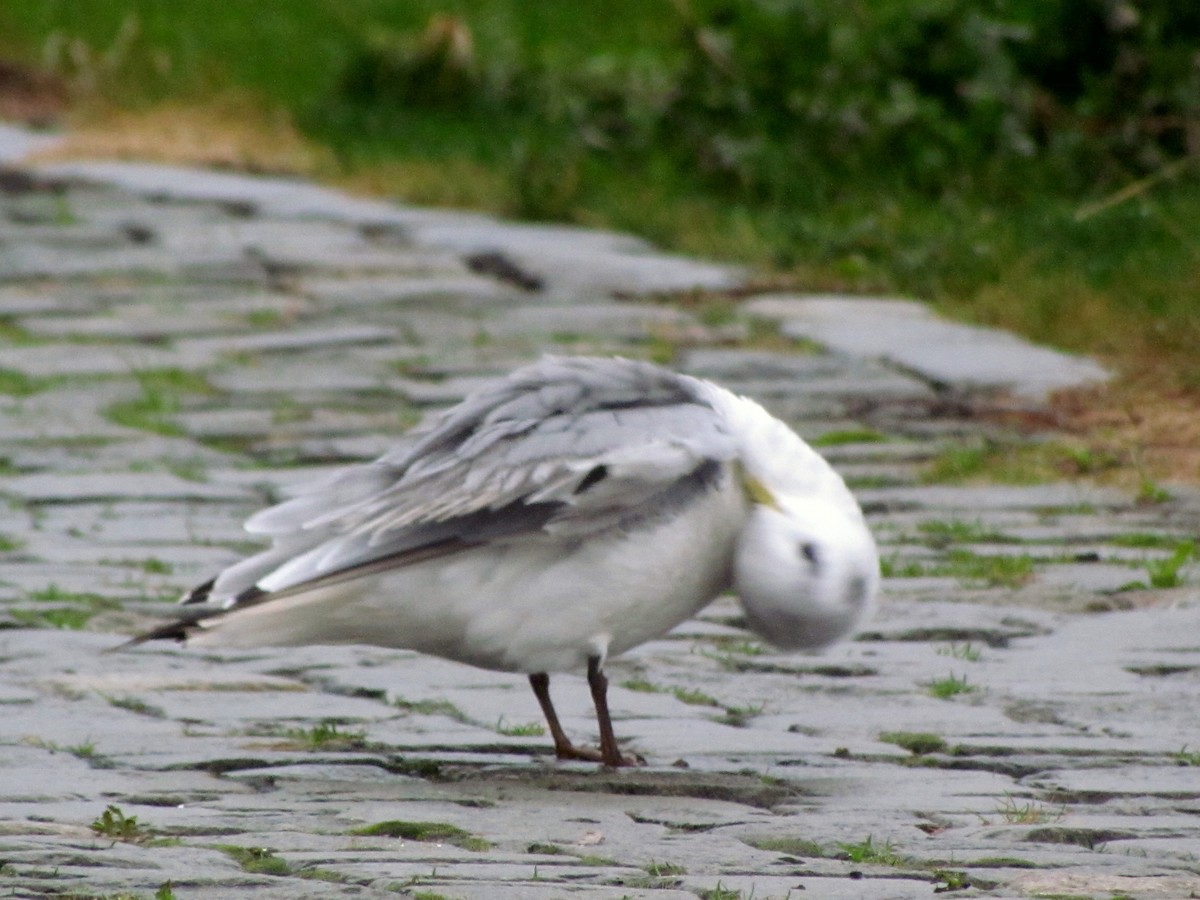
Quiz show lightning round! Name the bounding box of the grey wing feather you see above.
[197,356,736,609]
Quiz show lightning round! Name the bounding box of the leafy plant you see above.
[837,835,904,866]
[1145,541,1195,589]
[90,804,146,842]
[927,673,976,699]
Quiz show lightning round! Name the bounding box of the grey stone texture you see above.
[1,130,1197,899]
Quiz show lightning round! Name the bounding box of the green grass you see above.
[105,368,218,437]
[393,696,471,723]
[0,368,45,396]
[882,549,1034,588]
[285,719,367,749]
[351,820,490,851]
[1,0,1197,401]
[494,717,545,737]
[936,641,982,661]
[1173,746,1200,766]
[927,673,976,700]
[741,835,826,857]
[1145,541,1195,588]
[811,428,889,447]
[217,845,291,876]
[879,731,948,756]
[837,835,905,867]
[917,519,1014,548]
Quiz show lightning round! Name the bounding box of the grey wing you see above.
[194,357,739,610]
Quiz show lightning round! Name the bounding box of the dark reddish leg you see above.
[527,663,640,767]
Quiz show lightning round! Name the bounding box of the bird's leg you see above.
[528,672,591,761]
[586,655,640,768]
[528,669,641,767]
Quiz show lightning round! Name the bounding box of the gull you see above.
[126,356,879,766]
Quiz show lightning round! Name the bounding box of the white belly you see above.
[191,479,747,674]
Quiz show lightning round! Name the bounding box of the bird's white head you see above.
[691,380,880,650]
[733,493,879,650]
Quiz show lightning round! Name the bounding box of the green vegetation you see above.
[218,845,292,876]
[1174,746,1200,766]
[882,548,1034,588]
[644,861,687,876]
[105,694,166,718]
[837,835,904,866]
[494,716,545,737]
[0,368,45,396]
[351,819,491,851]
[879,731,948,756]
[394,696,471,722]
[285,719,368,750]
[741,835,826,857]
[996,794,1063,825]
[1,0,1196,410]
[811,428,889,447]
[90,804,146,842]
[1144,541,1195,589]
[917,519,1013,548]
[12,585,121,630]
[927,673,976,700]
[937,641,982,661]
[105,368,217,437]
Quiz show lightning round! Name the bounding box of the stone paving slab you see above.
[1,132,1198,899]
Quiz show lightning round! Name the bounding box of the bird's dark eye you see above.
[799,542,820,570]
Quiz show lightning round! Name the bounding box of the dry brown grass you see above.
[29,96,332,176]
[1052,373,1200,486]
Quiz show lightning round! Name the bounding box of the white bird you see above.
[126,356,879,766]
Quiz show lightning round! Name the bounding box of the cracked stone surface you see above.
[1,134,1198,900]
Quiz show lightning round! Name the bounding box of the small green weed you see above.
[1145,541,1194,588]
[155,882,177,900]
[218,845,291,875]
[90,804,146,842]
[351,820,490,851]
[917,519,1012,547]
[104,694,167,718]
[879,732,947,755]
[105,368,216,436]
[716,701,765,727]
[495,717,545,737]
[1173,746,1200,766]
[621,677,661,693]
[672,687,721,707]
[811,428,889,447]
[394,696,471,722]
[741,834,826,857]
[937,642,982,661]
[0,368,44,395]
[996,794,1063,824]
[286,719,367,749]
[644,860,687,876]
[0,533,25,551]
[927,673,975,700]
[11,607,98,630]
[1110,532,1184,549]
[837,835,905,866]
[66,739,98,759]
[698,884,744,900]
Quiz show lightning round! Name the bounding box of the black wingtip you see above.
[105,619,193,654]
[180,576,217,606]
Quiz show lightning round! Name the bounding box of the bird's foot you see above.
[554,741,644,768]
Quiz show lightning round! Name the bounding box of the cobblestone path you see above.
[1,138,1198,899]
